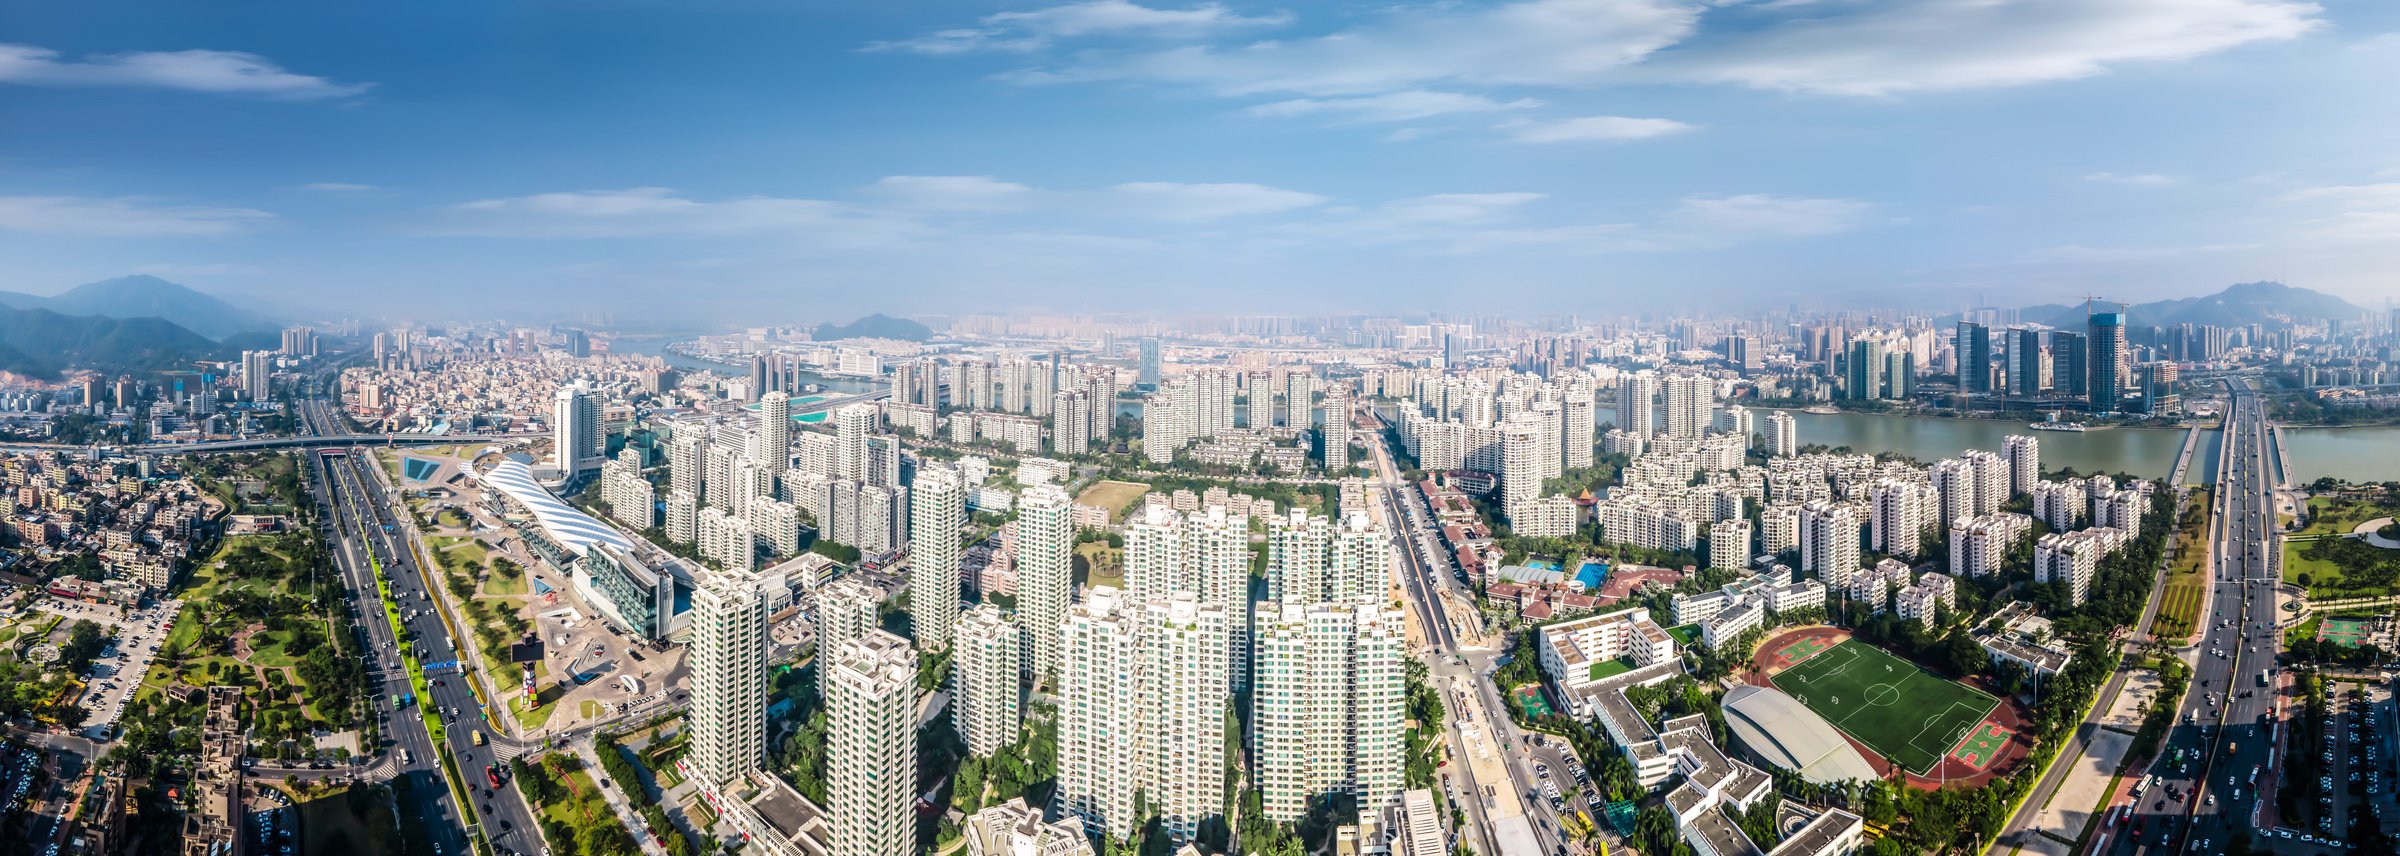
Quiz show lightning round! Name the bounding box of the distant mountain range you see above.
[812,313,932,342]
[0,275,284,379]
[0,275,279,340]
[2015,281,2365,330]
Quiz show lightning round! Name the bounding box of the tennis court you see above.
[2321,617,2374,647]
[1769,640,1999,775]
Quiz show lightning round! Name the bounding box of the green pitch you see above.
[1769,640,1999,776]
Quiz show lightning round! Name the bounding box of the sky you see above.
[2,0,2398,325]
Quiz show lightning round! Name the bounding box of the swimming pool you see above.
[1574,560,1608,590]
[1525,558,1562,572]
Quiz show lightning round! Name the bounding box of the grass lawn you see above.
[2287,615,2326,648]
[580,699,604,719]
[1666,624,1703,647]
[482,574,528,597]
[1074,541,1126,590]
[511,693,559,732]
[1769,640,1999,776]
[1072,480,1151,522]
[1587,655,1636,682]
[2283,542,2350,595]
[2153,489,2212,640]
[2297,495,2400,538]
[246,629,302,667]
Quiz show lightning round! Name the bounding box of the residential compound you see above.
[1,452,215,595]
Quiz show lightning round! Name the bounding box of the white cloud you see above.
[2280,182,2400,241]
[298,182,378,192]
[1245,91,1543,123]
[868,1,1287,54]
[1655,0,2322,96]
[986,1,1290,38]
[1107,181,1328,219]
[1007,0,1701,96]
[1503,115,1695,142]
[0,195,274,237]
[863,29,1045,56]
[2082,171,2182,186]
[0,43,369,99]
[866,175,1035,212]
[433,187,924,243]
[1667,194,1879,237]
[2020,242,2255,262]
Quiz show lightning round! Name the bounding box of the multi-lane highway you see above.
[320,436,545,854]
[2110,379,2287,855]
[1364,409,1576,856]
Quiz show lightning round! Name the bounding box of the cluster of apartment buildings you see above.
[3,452,212,594]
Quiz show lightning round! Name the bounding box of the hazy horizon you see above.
[6,1,2399,323]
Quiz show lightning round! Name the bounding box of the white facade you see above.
[826,630,918,856]
[911,465,965,651]
[689,570,770,787]
[953,604,1021,757]
[1016,485,1074,680]
[1251,601,1406,822]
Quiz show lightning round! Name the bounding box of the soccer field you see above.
[1768,640,1998,776]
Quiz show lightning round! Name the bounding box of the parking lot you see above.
[24,596,181,737]
[251,786,298,856]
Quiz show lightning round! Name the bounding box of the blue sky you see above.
[2,0,2396,324]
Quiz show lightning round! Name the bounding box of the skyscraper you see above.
[2088,309,2127,412]
[1321,383,1351,471]
[2002,434,2041,498]
[1016,485,1073,680]
[1956,321,1992,396]
[1661,373,1712,438]
[756,391,790,468]
[2052,331,2088,397]
[1138,337,1162,387]
[1249,601,1406,822]
[1281,370,1315,428]
[242,350,273,402]
[1845,338,1883,401]
[2010,328,2043,397]
[835,403,876,481]
[826,630,918,856]
[553,383,601,478]
[910,465,964,651]
[952,604,1021,757]
[1766,410,1797,457]
[688,570,769,787]
[1616,371,1659,438]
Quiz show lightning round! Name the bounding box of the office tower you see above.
[826,631,919,856]
[1016,485,1073,680]
[1845,338,1883,401]
[1727,334,1761,372]
[553,383,601,478]
[747,355,769,402]
[2088,309,2126,412]
[1766,410,1797,457]
[242,350,273,402]
[1560,397,1594,469]
[756,391,790,468]
[1138,337,1162,387]
[1799,500,1862,586]
[2010,328,2043,397]
[1281,371,1315,428]
[688,570,770,787]
[2002,435,2041,498]
[1250,601,1405,822]
[952,605,1021,757]
[910,465,964,651]
[1322,384,1352,471]
[1662,374,1712,438]
[562,328,590,358]
[1709,519,1752,572]
[2051,331,2087,397]
[1443,332,1465,368]
[1956,321,1993,396]
[1616,371,1659,438]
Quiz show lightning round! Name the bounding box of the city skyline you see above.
[6,1,2400,322]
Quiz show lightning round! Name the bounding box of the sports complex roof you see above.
[1721,684,1881,785]
[476,458,634,557]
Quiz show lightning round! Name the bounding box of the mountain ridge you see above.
[0,275,279,340]
[2008,281,2364,330]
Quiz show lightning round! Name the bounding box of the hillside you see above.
[0,307,228,379]
[0,275,278,339]
[2020,282,2364,330]
[811,313,932,342]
